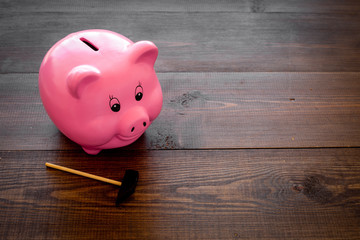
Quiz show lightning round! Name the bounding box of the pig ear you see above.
[67,65,101,99]
[129,41,158,67]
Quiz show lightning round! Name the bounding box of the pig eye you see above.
[109,96,120,112]
[135,84,143,101]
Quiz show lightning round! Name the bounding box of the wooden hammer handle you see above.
[45,162,122,186]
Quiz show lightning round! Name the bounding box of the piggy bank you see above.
[39,29,163,154]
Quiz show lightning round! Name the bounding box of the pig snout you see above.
[117,107,150,139]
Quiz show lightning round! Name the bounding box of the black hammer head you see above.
[116,169,139,206]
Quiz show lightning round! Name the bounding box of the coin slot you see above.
[80,37,99,51]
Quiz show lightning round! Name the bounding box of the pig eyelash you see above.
[136,83,143,91]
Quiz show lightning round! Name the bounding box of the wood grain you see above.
[1,1,360,239]
[1,72,359,151]
[1,11,360,73]
[1,149,359,239]
[1,0,360,13]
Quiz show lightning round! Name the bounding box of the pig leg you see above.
[82,147,101,155]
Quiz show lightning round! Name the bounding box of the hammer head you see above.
[116,169,139,206]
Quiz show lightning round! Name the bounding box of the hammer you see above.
[45,163,139,206]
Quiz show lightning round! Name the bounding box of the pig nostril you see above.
[131,127,135,132]
[143,122,146,127]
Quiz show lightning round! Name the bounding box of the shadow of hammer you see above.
[45,163,139,206]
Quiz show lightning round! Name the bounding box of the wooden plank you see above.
[1,12,360,73]
[1,0,360,13]
[1,72,360,151]
[0,148,359,239]
[261,0,360,13]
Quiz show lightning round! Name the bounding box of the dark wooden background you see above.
[1,1,360,239]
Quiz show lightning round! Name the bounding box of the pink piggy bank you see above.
[39,29,163,154]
